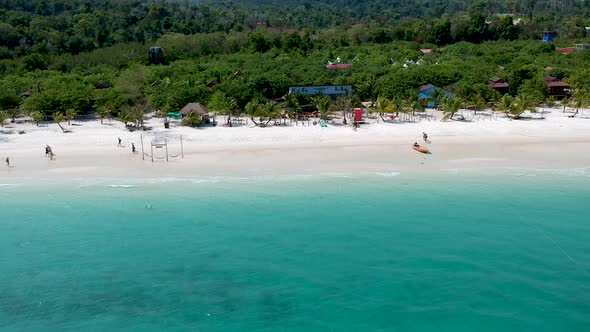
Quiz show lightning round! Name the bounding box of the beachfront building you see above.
[488,77,510,95]
[544,76,570,98]
[288,85,352,98]
[418,83,450,108]
[179,103,212,124]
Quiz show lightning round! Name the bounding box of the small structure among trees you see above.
[179,102,211,126]
[542,31,556,42]
[148,46,164,64]
[488,77,510,95]
[418,84,451,108]
[544,76,570,98]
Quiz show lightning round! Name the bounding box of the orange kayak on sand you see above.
[412,144,429,154]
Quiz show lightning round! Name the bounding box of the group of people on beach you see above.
[118,137,136,153]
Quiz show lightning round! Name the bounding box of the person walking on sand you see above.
[45,145,50,157]
[5,157,9,167]
[423,132,428,142]
[131,143,136,153]
[118,137,122,147]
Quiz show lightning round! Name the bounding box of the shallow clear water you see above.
[1,174,590,331]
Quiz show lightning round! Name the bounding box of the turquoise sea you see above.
[1,173,590,331]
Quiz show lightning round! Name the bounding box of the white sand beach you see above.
[1,108,590,182]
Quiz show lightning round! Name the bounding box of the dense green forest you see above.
[1,0,589,58]
[0,0,590,126]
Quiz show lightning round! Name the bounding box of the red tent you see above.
[354,108,363,122]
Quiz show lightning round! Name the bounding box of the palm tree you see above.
[284,94,300,112]
[430,89,445,111]
[31,111,44,126]
[65,109,78,126]
[0,111,7,127]
[260,101,280,125]
[374,96,391,121]
[245,99,260,125]
[208,91,237,126]
[225,97,238,126]
[568,96,585,118]
[410,96,425,115]
[312,95,333,120]
[335,94,352,125]
[6,108,20,124]
[540,96,555,119]
[471,94,486,115]
[130,106,144,127]
[440,96,462,121]
[96,107,110,125]
[283,93,300,125]
[118,110,132,127]
[494,94,514,117]
[181,110,202,127]
[52,112,66,132]
[561,96,570,113]
[511,94,536,119]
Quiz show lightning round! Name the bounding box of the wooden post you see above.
[151,143,154,163]
[141,134,145,161]
[180,135,184,158]
[165,138,169,162]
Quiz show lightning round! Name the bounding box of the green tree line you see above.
[1,0,589,59]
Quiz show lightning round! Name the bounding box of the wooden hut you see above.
[488,77,510,94]
[544,76,570,98]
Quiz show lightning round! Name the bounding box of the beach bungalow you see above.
[542,31,556,42]
[418,84,450,108]
[544,76,570,98]
[488,77,510,94]
[179,103,213,124]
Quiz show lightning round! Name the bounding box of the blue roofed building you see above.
[542,31,556,42]
[418,84,451,108]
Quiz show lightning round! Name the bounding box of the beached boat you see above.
[412,144,429,154]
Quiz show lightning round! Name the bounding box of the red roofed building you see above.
[556,47,574,54]
[488,77,510,94]
[326,63,351,69]
[419,83,435,92]
[544,76,570,98]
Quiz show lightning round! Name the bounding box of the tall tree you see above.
[52,111,66,132]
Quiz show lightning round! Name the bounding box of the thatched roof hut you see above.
[179,103,209,116]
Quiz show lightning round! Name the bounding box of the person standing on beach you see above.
[423,132,428,142]
[5,157,9,167]
[45,145,50,157]
[118,137,122,147]
[131,143,136,153]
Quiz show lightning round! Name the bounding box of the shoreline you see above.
[2,108,590,183]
